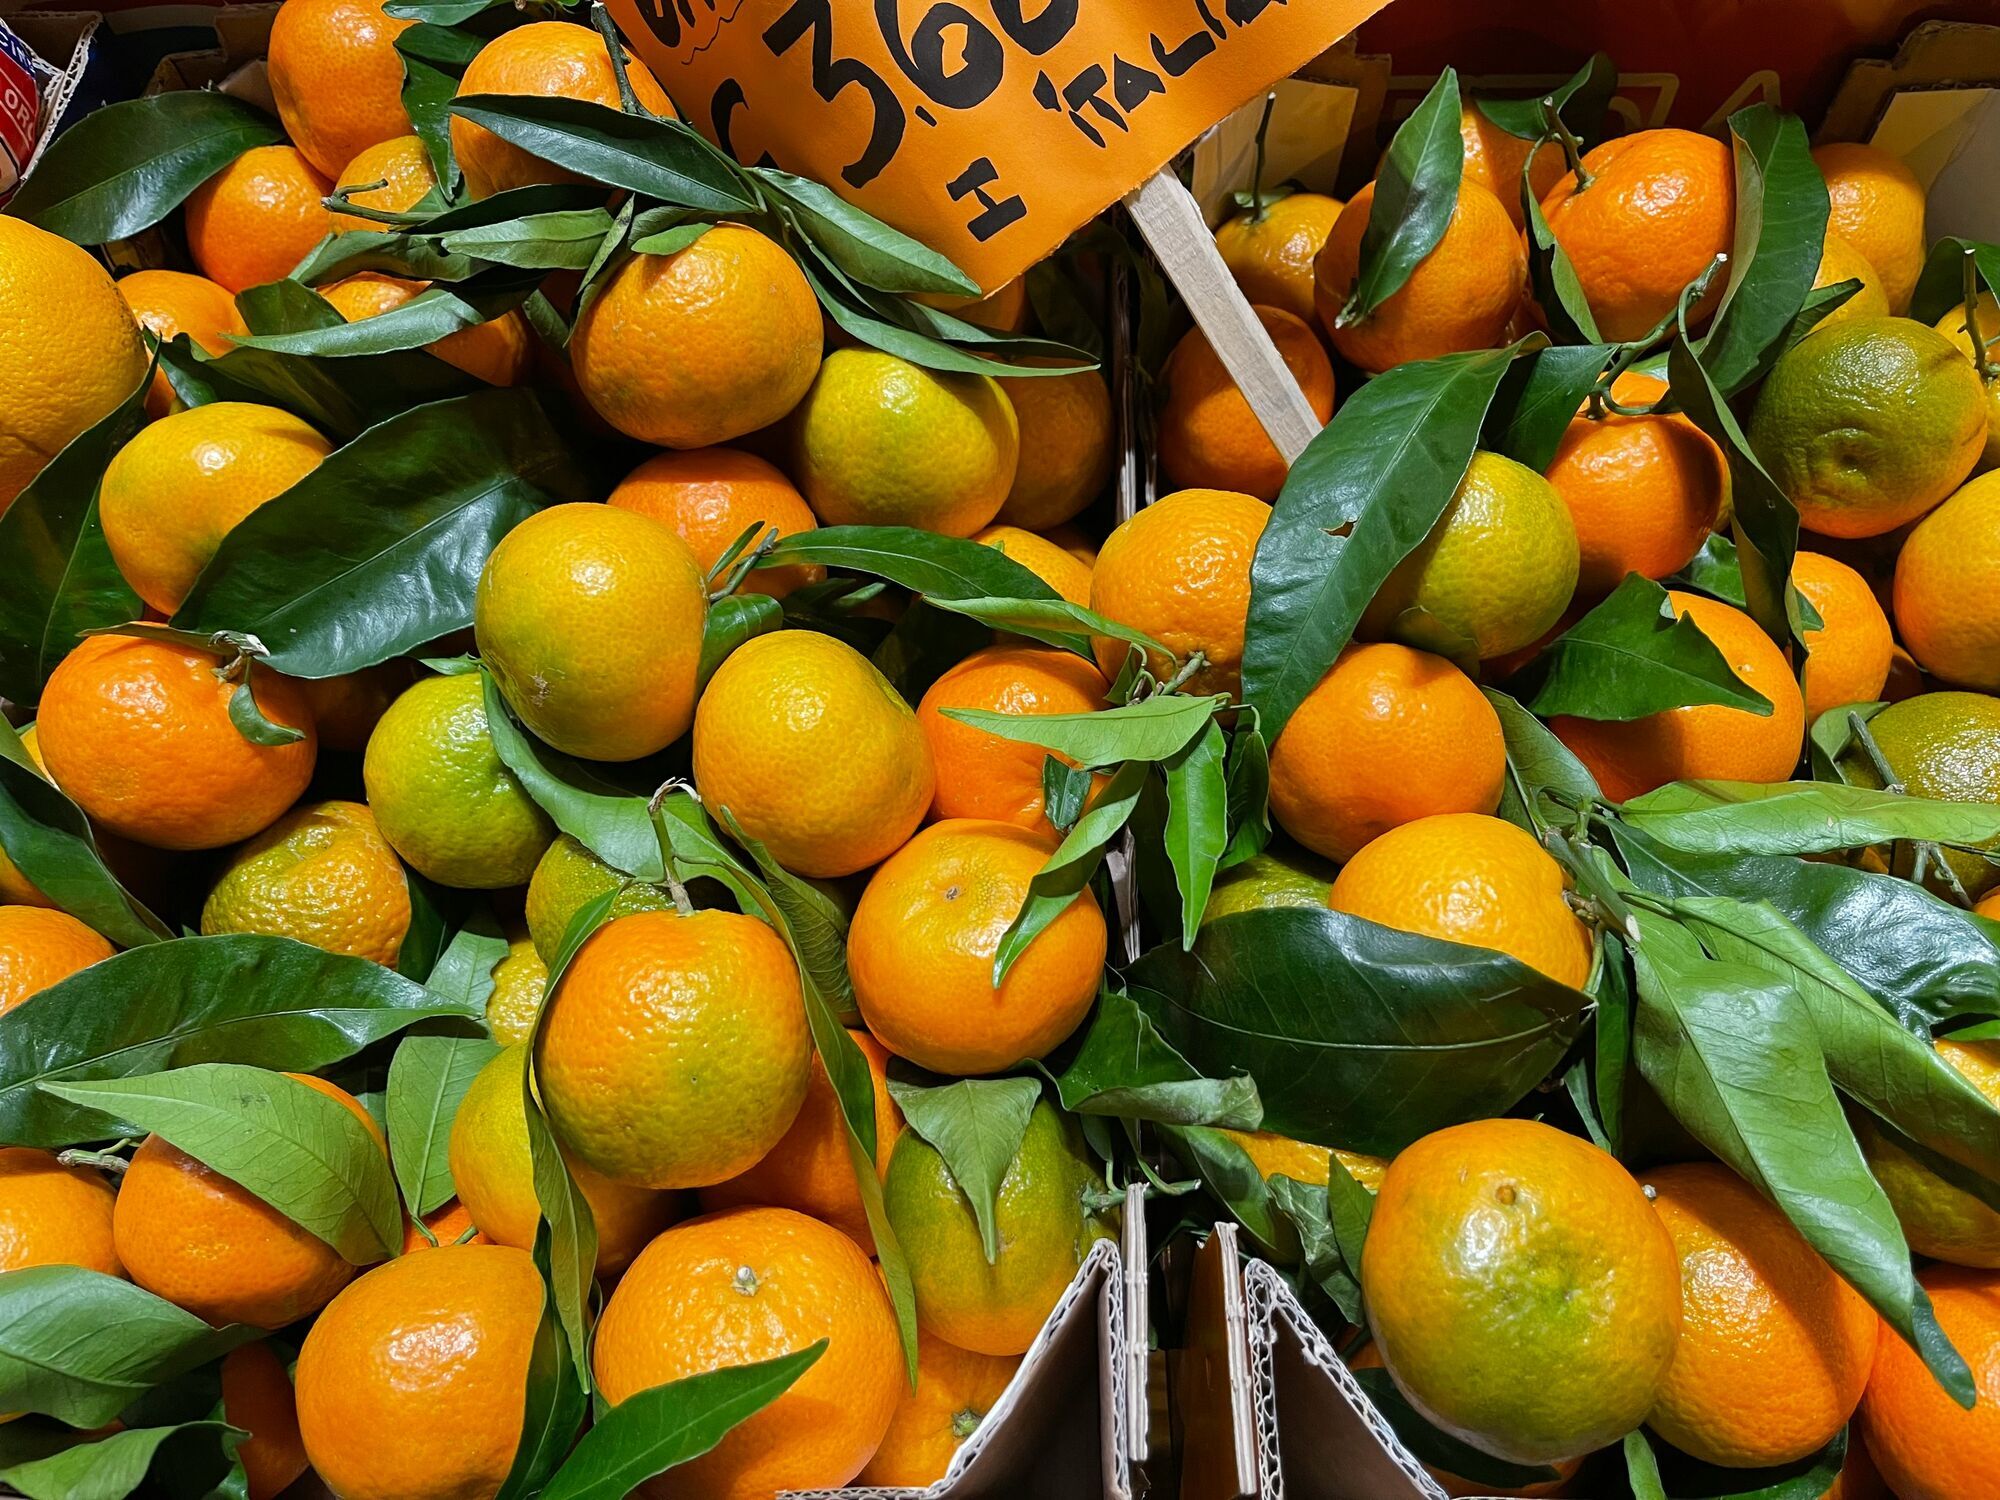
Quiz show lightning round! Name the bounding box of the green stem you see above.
[590,1,647,117]
[58,1146,131,1175]
[1540,98,1593,192]
[1152,650,1209,698]
[1963,248,1995,384]
[709,528,780,601]
[1247,91,1277,223]
[645,784,698,916]
[319,185,430,227]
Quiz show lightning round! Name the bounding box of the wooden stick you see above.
[1124,167,1322,463]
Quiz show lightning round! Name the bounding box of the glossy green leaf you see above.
[993,760,1143,985]
[227,675,309,745]
[494,1261,588,1500]
[0,723,169,947]
[481,673,662,881]
[1483,687,1601,834]
[0,366,147,704]
[174,390,590,676]
[424,918,510,1011]
[397,23,474,189]
[1052,989,1261,1129]
[752,168,975,295]
[1483,343,1611,472]
[943,693,1225,770]
[447,95,753,213]
[888,1076,1041,1262]
[1623,779,2000,855]
[1523,185,1604,344]
[7,93,282,243]
[925,595,1153,660]
[698,594,782,691]
[715,807,857,1023]
[539,1344,825,1500]
[1650,1427,1847,1500]
[0,1267,253,1426]
[1130,907,1591,1155]
[1525,573,1773,721]
[1164,718,1228,948]
[439,209,617,269]
[523,1067,596,1384]
[1471,53,1616,141]
[236,271,538,358]
[1908,236,2000,325]
[387,1033,501,1218]
[1625,1428,1669,1500]
[1697,106,1830,395]
[1243,345,1520,743]
[290,228,477,288]
[764,525,1057,602]
[42,1065,401,1262]
[0,1421,238,1500]
[1629,912,1973,1405]
[1338,70,1463,324]
[1266,1174,1362,1321]
[0,934,480,1147]
[1219,725,1272,868]
[1042,758,1094,835]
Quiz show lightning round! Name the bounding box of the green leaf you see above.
[714,807,857,1023]
[1651,1427,1848,1500]
[0,1267,253,1426]
[227,675,309,745]
[0,365,147,704]
[924,595,1152,660]
[1130,907,1590,1155]
[1610,822,2000,1032]
[630,222,712,257]
[943,693,1225,770]
[0,934,481,1147]
[1628,912,1974,1405]
[1352,1368,1563,1495]
[290,228,477,288]
[1483,686,1601,834]
[447,96,753,213]
[1667,337,1801,649]
[1524,182,1605,343]
[1042,758,1094,835]
[523,1067,596,1384]
[1472,53,1616,140]
[1524,573,1774,722]
[1907,236,2000,324]
[888,1076,1041,1263]
[439,209,618,269]
[173,390,590,677]
[1243,345,1520,743]
[1338,69,1463,325]
[0,722,170,947]
[1622,779,2000,855]
[481,673,662,881]
[1053,989,1261,1128]
[235,271,538,358]
[1219,725,1272,868]
[992,761,1143,985]
[539,1344,825,1500]
[1266,1174,1362,1320]
[6,93,282,243]
[387,1033,501,1218]
[1808,700,1886,784]
[1159,1124,1288,1252]
[41,1065,401,1262]
[698,594,782,691]
[752,167,976,296]
[0,1422,239,1500]
[1697,106,1830,395]
[1625,1428,1669,1500]
[764,525,1058,602]
[397,24,473,191]
[424,918,510,1010]
[1484,343,1612,472]
[494,1261,589,1500]
[1164,718,1229,948]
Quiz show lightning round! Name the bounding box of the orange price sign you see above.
[605,0,1393,294]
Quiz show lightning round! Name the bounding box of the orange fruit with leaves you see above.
[451,21,672,197]
[1215,191,1343,324]
[994,362,1115,530]
[1813,234,1891,326]
[1328,812,1594,988]
[0,1146,123,1275]
[200,800,411,966]
[221,1341,309,1500]
[0,218,151,515]
[1795,551,1895,720]
[116,270,246,419]
[692,629,934,878]
[1539,129,1735,342]
[1856,1038,2000,1266]
[100,401,332,614]
[1643,1162,1876,1467]
[1553,592,1804,802]
[296,1244,543,1500]
[916,644,1108,834]
[184,146,335,294]
[850,819,1105,1076]
[1858,1264,2000,1500]
[1459,104,1565,229]
[593,1206,902,1500]
[1363,1118,1681,1466]
[1813,143,1927,314]
[857,1330,1021,1487]
[1544,371,1726,597]
[1270,643,1505,863]
[573,225,822,449]
[1316,177,1525,372]
[330,134,437,231]
[1933,292,2000,473]
[537,909,811,1190]
[700,1028,901,1251]
[267,0,412,177]
[1159,305,1334,502]
[321,273,532,387]
[37,634,317,851]
[609,447,824,598]
[114,1074,385,1327]
[0,907,114,1016]
[1089,487,1269,697]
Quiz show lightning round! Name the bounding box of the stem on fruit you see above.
[1153,651,1208,697]
[1248,91,1277,223]
[1540,98,1593,192]
[58,1145,132,1175]
[319,186,431,227]
[708,527,780,601]
[1847,711,1904,795]
[1963,248,1995,384]
[645,783,699,916]
[591,1,647,117]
